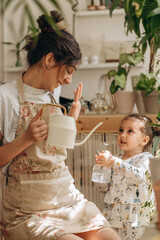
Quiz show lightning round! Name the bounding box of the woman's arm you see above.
[0,109,48,167]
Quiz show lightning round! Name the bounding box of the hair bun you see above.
[50,10,64,24]
[37,10,64,33]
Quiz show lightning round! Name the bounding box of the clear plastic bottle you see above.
[92,164,111,183]
[91,150,111,183]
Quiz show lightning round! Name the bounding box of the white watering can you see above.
[41,103,103,149]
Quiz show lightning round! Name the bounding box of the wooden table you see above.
[76,114,157,133]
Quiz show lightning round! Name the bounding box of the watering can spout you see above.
[74,122,103,147]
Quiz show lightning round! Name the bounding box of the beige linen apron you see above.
[1,78,110,240]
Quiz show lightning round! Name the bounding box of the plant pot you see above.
[112,91,137,114]
[96,5,106,10]
[149,157,160,226]
[87,5,96,10]
[131,75,145,114]
[141,90,160,114]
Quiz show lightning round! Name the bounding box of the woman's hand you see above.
[25,109,48,143]
[68,82,83,120]
[95,150,115,167]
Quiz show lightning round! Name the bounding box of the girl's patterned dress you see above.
[101,153,156,240]
[1,78,110,240]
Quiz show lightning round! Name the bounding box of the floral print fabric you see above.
[1,78,111,240]
[103,152,156,230]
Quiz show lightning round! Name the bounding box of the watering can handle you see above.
[74,122,103,146]
[40,103,67,120]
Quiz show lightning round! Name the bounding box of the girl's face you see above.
[117,118,148,155]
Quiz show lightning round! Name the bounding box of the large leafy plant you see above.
[109,0,160,73]
[0,0,77,34]
[108,45,143,94]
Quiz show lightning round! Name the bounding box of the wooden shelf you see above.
[75,9,124,17]
[78,62,143,70]
[4,67,25,72]
[78,62,118,69]
[76,114,157,133]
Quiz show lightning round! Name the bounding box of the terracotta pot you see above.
[131,75,145,114]
[141,90,160,114]
[112,91,137,114]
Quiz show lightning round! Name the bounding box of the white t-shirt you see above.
[0,80,61,145]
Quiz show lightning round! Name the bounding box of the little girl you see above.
[95,113,156,240]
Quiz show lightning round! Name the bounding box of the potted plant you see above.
[109,0,160,73]
[96,0,106,10]
[2,26,39,68]
[107,44,143,113]
[87,0,97,11]
[108,0,160,113]
[133,71,160,113]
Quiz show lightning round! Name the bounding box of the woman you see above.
[0,10,121,240]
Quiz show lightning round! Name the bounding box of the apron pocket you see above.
[20,172,79,211]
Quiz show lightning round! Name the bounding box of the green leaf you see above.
[134,73,157,94]
[12,0,24,14]
[119,53,129,66]
[115,73,126,89]
[47,0,63,14]
[0,0,12,14]
[147,7,160,18]
[109,0,121,17]
[110,80,120,94]
[142,41,147,54]
[24,4,35,28]
[108,69,116,79]
[34,0,48,14]
[2,41,14,45]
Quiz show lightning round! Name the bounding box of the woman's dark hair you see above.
[122,113,154,150]
[24,10,81,67]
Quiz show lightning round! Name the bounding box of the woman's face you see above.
[45,63,78,92]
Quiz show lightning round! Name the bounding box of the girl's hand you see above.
[25,109,48,143]
[95,150,115,167]
[68,83,83,120]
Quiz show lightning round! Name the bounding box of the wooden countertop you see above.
[76,114,157,133]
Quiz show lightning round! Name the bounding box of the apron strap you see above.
[17,77,26,104]
[48,92,57,104]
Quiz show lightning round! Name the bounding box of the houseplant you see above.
[0,0,77,69]
[133,54,160,113]
[133,71,160,113]
[0,0,76,33]
[107,44,143,113]
[108,0,160,113]
[109,0,160,73]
